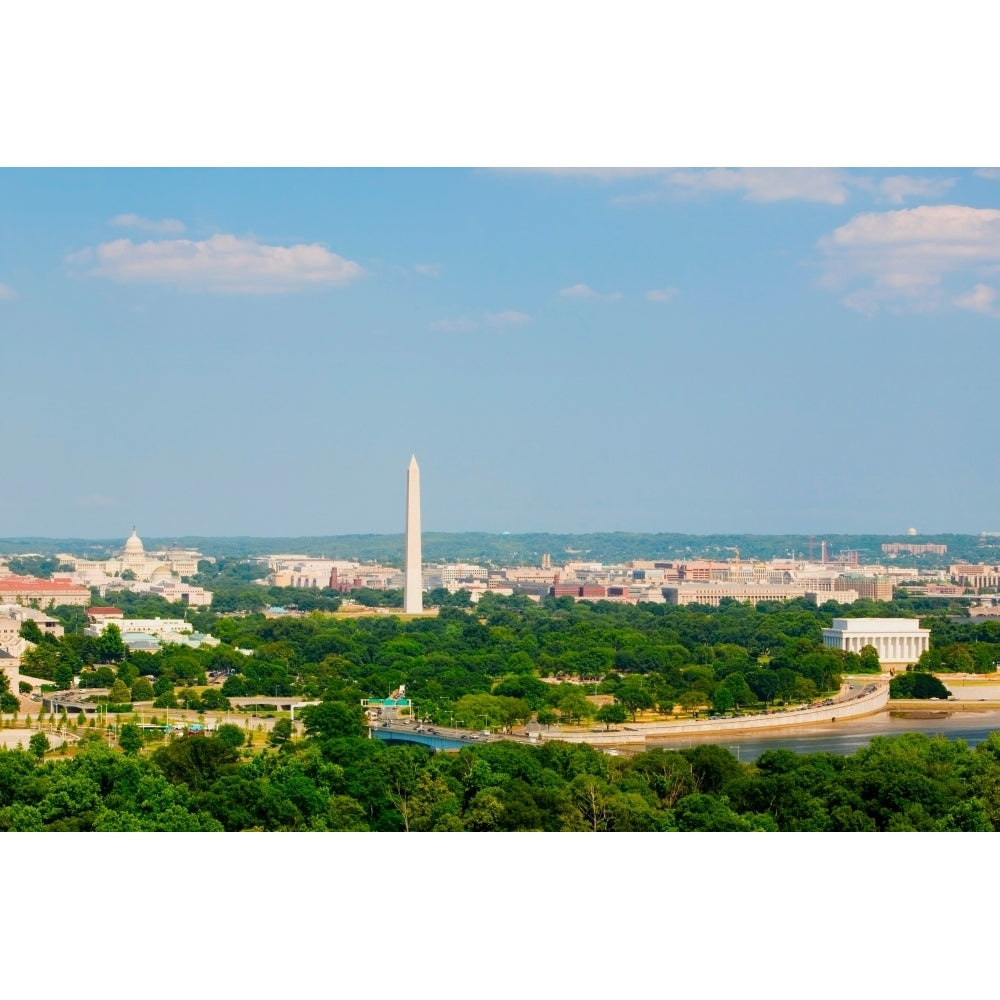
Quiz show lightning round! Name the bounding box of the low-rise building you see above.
[950,564,1000,591]
[121,629,219,652]
[502,566,559,585]
[145,580,213,606]
[837,575,894,601]
[84,617,193,638]
[0,574,90,607]
[423,563,489,588]
[1,604,65,639]
[882,542,947,556]
[661,582,841,607]
[87,606,124,624]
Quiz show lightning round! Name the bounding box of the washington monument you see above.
[404,454,422,614]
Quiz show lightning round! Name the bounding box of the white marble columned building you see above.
[821,617,930,670]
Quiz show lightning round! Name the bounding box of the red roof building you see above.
[0,575,91,607]
[87,606,125,622]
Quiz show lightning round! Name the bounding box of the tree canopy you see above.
[1,727,998,832]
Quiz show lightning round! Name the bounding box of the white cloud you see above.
[819,204,1000,314]
[878,175,954,204]
[560,283,598,299]
[559,283,622,301]
[663,168,853,204]
[484,310,531,327]
[110,213,186,234]
[512,168,667,181]
[646,287,678,303]
[521,169,968,210]
[429,316,478,332]
[75,493,115,508]
[975,169,1000,181]
[69,234,363,293]
[415,263,441,277]
[0,282,15,300]
[954,284,999,316]
[431,310,531,332]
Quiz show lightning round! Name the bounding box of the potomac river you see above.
[647,708,1000,761]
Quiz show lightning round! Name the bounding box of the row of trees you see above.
[4,722,1000,831]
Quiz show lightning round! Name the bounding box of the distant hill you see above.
[2,532,996,567]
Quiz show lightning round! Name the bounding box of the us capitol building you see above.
[57,529,203,583]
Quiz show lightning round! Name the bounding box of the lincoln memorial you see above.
[821,617,930,670]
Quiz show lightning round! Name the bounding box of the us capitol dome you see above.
[55,530,205,585]
[124,528,144,554]
[121,527,148,575]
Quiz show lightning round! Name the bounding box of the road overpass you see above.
[371,720,494,751]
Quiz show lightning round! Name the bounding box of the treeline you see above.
[917,617,1000,673]
[189,559,345,614]
[3,725,1000,831]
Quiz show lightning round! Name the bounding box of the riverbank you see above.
[647,707,1000,761]
[542,679,889,746]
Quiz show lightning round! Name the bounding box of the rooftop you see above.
[0,575,89,593]
[828,617,924,631]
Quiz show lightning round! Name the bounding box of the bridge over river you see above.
[372,721,501,751]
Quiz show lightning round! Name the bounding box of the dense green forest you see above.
[3,726,1000,831]
[18,593,999,726]
[9,592,1000,832]
[24,595,902,722]
[4,530,997,566]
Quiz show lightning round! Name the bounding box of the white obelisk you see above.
[404,454,423,614]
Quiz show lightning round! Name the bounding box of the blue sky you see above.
[2,168,1000,538]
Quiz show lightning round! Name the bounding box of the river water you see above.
[646,708,1000,761]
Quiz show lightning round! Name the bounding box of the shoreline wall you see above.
[543,682,890,746]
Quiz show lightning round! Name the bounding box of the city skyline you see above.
[2,168,1000,538]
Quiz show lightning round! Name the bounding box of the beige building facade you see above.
[0,575,90,607]
[661,583,855,607]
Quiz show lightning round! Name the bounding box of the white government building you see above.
[58,529,203,582]
[821,617,930,669]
